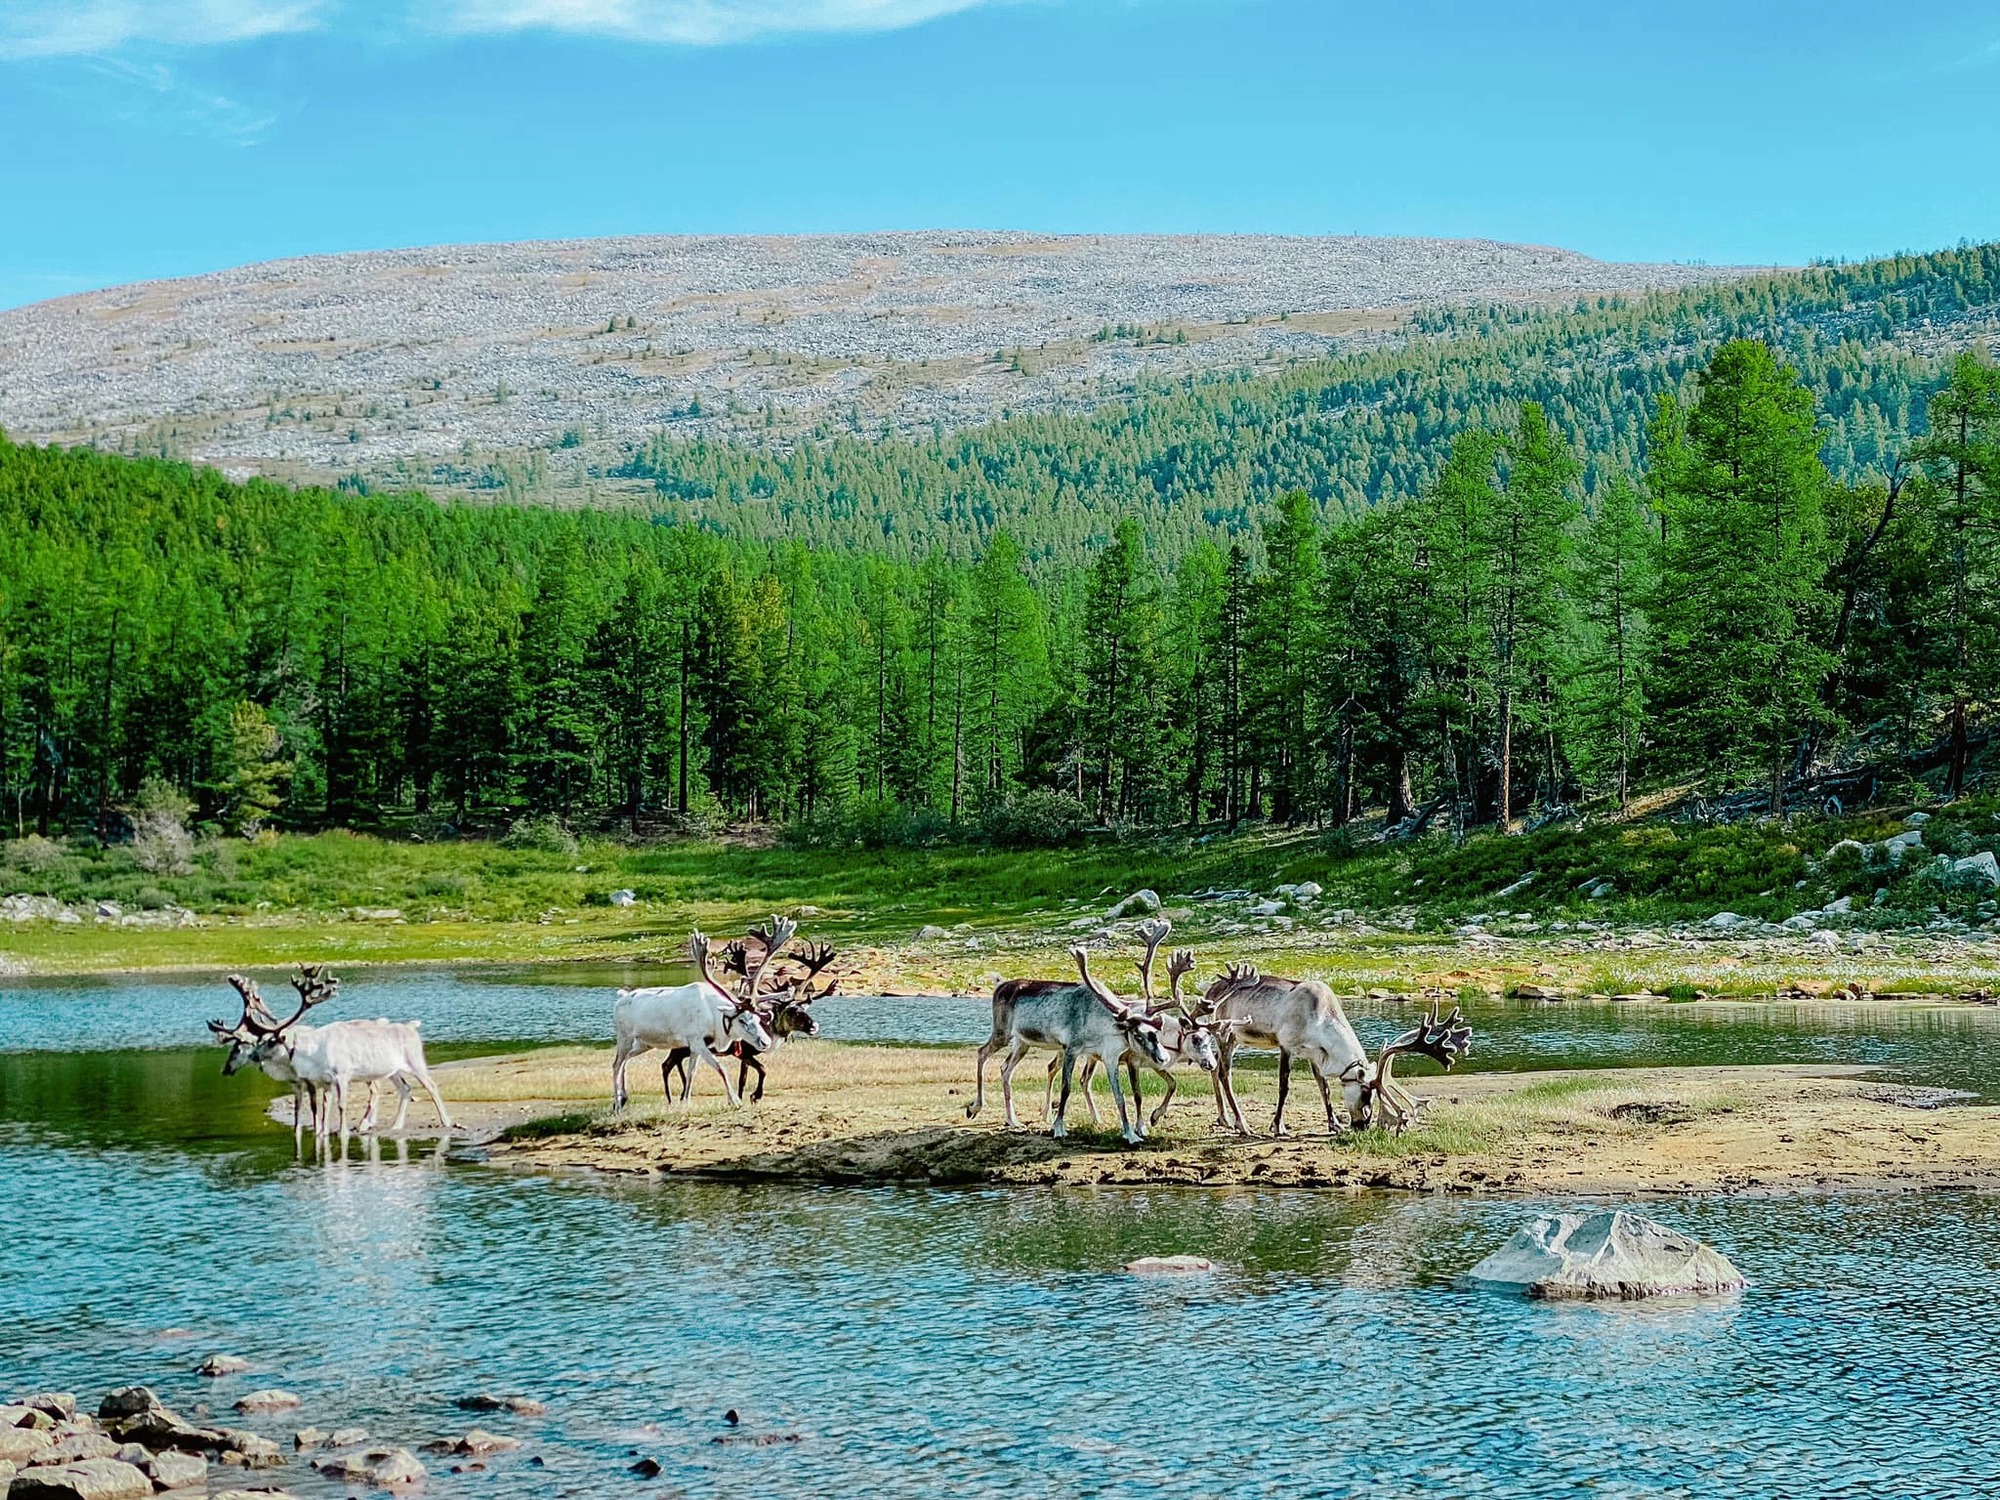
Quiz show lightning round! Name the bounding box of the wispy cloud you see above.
[0,1,328,58]
[0,0,1005,56]
[433,0,999,46]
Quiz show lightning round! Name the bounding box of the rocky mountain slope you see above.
[0,232,1745,495]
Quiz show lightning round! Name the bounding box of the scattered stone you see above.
[1470,1210,1745,1300]
[135,1450,207,1491]
[290,1429,324,1451]
[107,1412,225,1455]
[231,1393,299,1415]
[211,1492,299,1500]
[215,1432,283,1467]
[1245,899,1285,918]
[454,1395,544,1417]
[1879,829,1924,863]
[1906,811,1933,826]
[0,1426,54,1463]
[1496,872,1538,899]
[195,1356,251,1378]
[1856,1084,1979,1110]
[1607,1101,1694,1125]
[1122,1254,1213,1274]
[0,1409,50,1434]
[607,889,637,907]
[1821,895,1854,914]
[20,1398,75,1423]
[311,1447,425,1488]
[629,1457,662,1477]
[41,1433,117,1464]
[92,1393,159,1425]
[915,924,948,940]
[1950,852,2000,889]
[1705,911,1744,929]
[1106,889,1162,919]
[6,1457,154,1500]
[422,1430,518,1457]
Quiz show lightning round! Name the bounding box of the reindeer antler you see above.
[790,940,839,1003]
[721,940,751,977]
[1133,916,1172,1004]
[1071,945,1145,1023]
[1369,1000,1472,1134]
[212,973,280,1038]
[263,964,339,1033]
[745,915,800,1003]
[1166,948,1196,1017]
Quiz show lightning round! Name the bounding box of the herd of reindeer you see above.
[207,916,1472,1154]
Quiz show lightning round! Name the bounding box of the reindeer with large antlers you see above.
[1200,961,1470,1135]
[666,919,834,1101]
[610,930,776,1110]
[966,945,1170,1144]
[1043,919,1221,1133]
[233,967,454,1156]
[209,970,327,1152]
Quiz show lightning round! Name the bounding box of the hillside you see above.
[0,231,1740,496]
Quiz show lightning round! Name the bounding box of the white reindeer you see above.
[966,946,1169,1144]
[242,984,455,1156]
[210,971,324,1152]
[610,929,777,1111]
[1202,963,1470,1136]
[1045,922,1220,1132]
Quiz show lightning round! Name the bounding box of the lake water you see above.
[3,968,1998,1497]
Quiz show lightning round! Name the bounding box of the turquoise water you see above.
[4,974,1999,1496]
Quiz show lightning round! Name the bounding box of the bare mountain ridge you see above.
[0,231,1748,495]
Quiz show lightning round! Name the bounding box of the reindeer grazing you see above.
[966,945,1169,1144]
[665,921,836,1101]
[610,929,777,1110]
[1044,920,1221,1132]
[1202,962,1470,1135]
[239,970,455,1155]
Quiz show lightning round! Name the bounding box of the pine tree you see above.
[1568,478,1653,808]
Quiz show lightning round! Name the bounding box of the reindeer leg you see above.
[691,1038,739,1105]
[1104,1051,1139,1144]
[612,1039,632,1112]
[966,1034,999,1121]
[410,1061,454,1131]
[357,1080,380,1134]
[1125,1056,1145,1139]
[1051,1048,1077,1139]
[1147,1065,1177,1130]
[1271,1052,1293,1137]
[292,1083,307,1154]
[1080,1058,1105,1126]
[1309,1061,1337,1134]
[1217,1038,1252,1136]
[1043,1053,1058,1124]
[743,1052,766,1101]
[662,1047,687,1102]
[999,1039,1029,1130]
[388,1076,414,1133]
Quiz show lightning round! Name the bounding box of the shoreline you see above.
[417,1044,2000,1198]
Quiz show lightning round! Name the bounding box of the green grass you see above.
[5,792,1998,975]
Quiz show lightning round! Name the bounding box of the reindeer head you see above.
[1071,944,1170,1067]
[1352,1000,1472,1133]
[210,969,336,1073]
[765,939,838,1040]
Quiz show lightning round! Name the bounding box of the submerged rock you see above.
[455,1395,545,1417]
[1470,1210,1745,1300]
[312,1447,426,1488]
[232,1391,300,1414]
[195,1355,252,1378]
[92,1392,158,1424]
[7,1457,153,1500]
[1122,1254,1213,1274]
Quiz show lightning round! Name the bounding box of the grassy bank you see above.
[6,798,2000,981]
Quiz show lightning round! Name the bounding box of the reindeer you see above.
[1044,920,1221,1132]
[1202,962,1470,1136]
[241,972,455,1155]
[610,930,776,1110]
[209,970,325,1152]
[966,946,1169,1144]
[666,922,836,1101]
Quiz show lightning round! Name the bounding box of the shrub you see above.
[4,834,68,875]
[500,813,580,856]
[128,777,196,875]
[975,790,1089,849]
[783,801,949,850]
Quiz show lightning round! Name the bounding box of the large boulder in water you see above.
[1469,1210,1745,1300]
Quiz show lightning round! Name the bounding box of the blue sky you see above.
[2,0,1996,309]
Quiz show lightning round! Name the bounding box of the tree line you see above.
[0,334,1994,842]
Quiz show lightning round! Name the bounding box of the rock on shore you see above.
[1470,1210,1746,1300]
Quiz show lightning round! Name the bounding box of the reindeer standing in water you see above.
[1044,919,1220,1132]
[1202,961,1470,1135]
